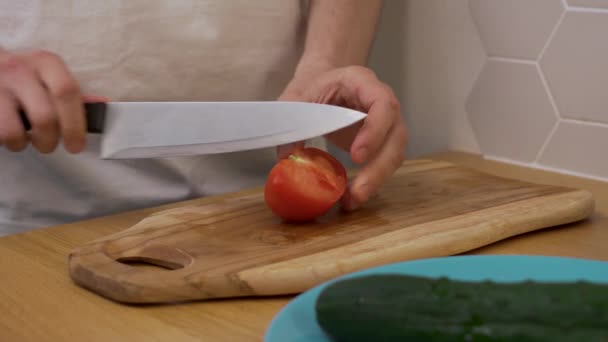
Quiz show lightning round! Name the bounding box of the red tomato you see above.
[264,147,347,222]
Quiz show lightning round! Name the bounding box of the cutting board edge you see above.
[233,188,594,296]
[67,189,594,303]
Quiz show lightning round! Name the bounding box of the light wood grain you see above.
[2,152,607,342]
[68,159,593,303]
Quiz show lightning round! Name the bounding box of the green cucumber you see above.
[315,274,608,341]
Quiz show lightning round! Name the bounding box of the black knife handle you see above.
[19,102,107,134]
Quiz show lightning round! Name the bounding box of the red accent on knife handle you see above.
[19,102,107,134]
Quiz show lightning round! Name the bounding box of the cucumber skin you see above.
[314,274,608,342]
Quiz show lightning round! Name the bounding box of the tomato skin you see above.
[264,147,347,222]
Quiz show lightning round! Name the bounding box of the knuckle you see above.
[363,67,377,79]
[51,79,79,99]
[384,83,397,96]
[31,112,56,131]
[386,95,401,112]
[348,65,376,78]
[376,81,397,99]
[30,50,60,63]
[31,108,55,123]
[0,54,28,73]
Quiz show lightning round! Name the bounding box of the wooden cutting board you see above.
[68,159,594,304]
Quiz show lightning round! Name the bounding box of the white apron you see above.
[0,0,313,235]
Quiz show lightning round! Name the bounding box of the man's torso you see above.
[0,0,312,234]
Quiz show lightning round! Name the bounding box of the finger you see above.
[0,89,28,151]
[29,51,86,153]
[324,121,363,152]
[343,119,407,211]
[0,54,57,153]
[83,94,110,102]
[342,71,401,164]
[352,91,400,164]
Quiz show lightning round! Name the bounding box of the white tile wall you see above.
[540,10,608,123]
[464,0,608,180]
[539,121,608,180]
[369,0,608,181]
[468,0,564,59]
[466,59,557,162]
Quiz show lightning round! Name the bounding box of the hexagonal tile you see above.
[469,0,564,59]
[540,11,608,122]
[567,0,608,9]
[465,59,558,162]
[538,121,608,179]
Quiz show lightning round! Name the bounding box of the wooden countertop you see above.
[2,151,607,342]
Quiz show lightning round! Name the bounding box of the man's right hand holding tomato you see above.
[0,48,105,154]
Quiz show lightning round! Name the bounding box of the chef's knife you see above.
[19,101,366,159]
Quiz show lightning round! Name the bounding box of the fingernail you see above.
[347,183,370,210]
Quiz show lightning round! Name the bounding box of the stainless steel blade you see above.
[99,101,366,159]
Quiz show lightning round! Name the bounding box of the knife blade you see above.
[19,101,366,159]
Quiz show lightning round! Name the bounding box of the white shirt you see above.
[0,0,315,235]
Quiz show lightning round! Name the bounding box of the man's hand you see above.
[278,0,402,210]
[278,65,408,211]
[0,49,103,154]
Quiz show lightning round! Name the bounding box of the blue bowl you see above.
[264,255,608,342]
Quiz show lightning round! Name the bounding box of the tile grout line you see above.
[537,64,560,121]
[534,6,566,164]
[487,56,535,65]
[534,43,563,163]
[532,119,560,164]
[463,0,487,159]
[537,6,567,63]
[462,56,487,155]
[567,6,608,13]
[561,118,608,128]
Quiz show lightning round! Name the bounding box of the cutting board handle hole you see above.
[115,256,184,270]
